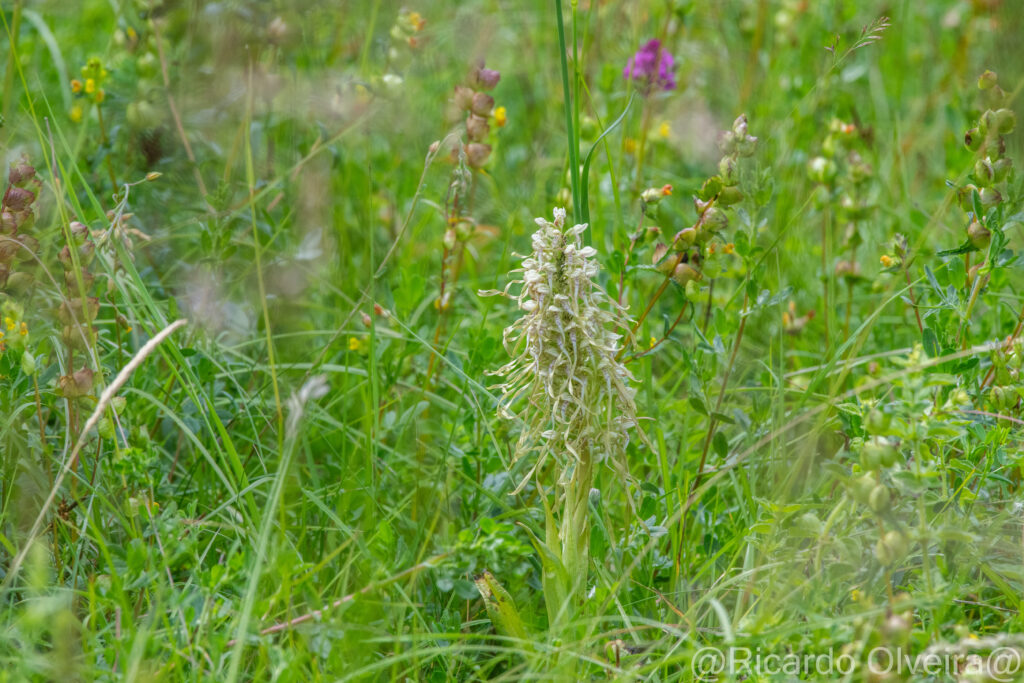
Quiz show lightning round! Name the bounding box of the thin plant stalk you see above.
[555,0,580,220]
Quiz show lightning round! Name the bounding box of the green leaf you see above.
[475,571,532,649]
[936,239,977,257]
[712,431,728,458]
[580,94,634,229]
[922,327,940,358]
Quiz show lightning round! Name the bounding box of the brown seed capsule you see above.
[64,269,95,291]
[59,368,95,398]
[453,85,474,111]
[472,65,501,90]
[470,91,494,117]
[0,236,20,260]
[0,211,15,234]
[57,297,100,325]
[3,186,35,212]
[465,143,492,167]
[8,161,36,186]
[466,114,490,142]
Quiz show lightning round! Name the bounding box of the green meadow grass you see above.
[1,0,1024,680]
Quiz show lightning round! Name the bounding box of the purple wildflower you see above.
[623,39,677,93]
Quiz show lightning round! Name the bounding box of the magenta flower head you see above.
[623,39,676,93]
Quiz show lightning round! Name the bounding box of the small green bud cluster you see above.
[988,338,1024,413]
[958,70,1016,256]
[807,118,875,281]
[644,115,756,297]
[846,403,911,568]
[109,26,167,133]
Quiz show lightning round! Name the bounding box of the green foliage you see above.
[2,0,1024,680]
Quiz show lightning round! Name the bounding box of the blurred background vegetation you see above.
[2,0,1024,679]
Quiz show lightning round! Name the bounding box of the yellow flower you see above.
[494,105,507,128]
[71,79,82,94]
[624,137,638,155]
[348,336,361,351]
[70,104,83,122]
[95,89,105,103]
[723,242,735,255]
[4,317,14,331]
[657,121,671,138]
[880,254,894,268]
[851,588,862,603]
[19,322,28,336]
[649,336,657,349]
[407,11,425,31]
[85,78,96,94]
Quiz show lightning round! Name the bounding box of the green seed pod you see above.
[978,70,998,90]
[994,108,1016,134]
[957,184,980,210]
[974,157,995,185]
[718,156,739,186]
[684,278,702,302]
[98,417,115,440]
[993,158,1012,182]
[979,110,994,137]
[860,443,882,470]
[864,437,899,468]
[717,185,744,206]
[967,220,992,250]
[653,246,674,275]
[883,530,908,562]
[700,207,728,232]
[851,472,878,504]
[642,225,662,244]
[979,186,1002,207]
[442,227,457,250]
[454,219,475,241]
[4,271,33,294]
[991,385,1015,411]
[699,176,723,200]
[671,262,701,287]
[20,349,36,376]
[868,484,891,513]
[672,227,697,250]
[865,409,890,435]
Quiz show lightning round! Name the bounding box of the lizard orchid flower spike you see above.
[480,208,648,609]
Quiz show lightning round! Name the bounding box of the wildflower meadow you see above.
[3,1,1024,680]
